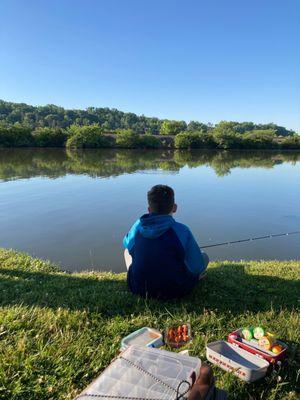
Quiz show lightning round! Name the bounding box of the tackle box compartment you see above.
[165,323,192,348]
[227,328,287,364]
[75,345,201,399]
[206,341,269,382]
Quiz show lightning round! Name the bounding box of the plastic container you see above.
[228,328,287,364]
[206,341,269,382]
[75,345,201,400]
[120,327,164,350]
[165,323,192,348]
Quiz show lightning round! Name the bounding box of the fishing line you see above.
[201,231,300,249]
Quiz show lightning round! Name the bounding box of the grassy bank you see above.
[0,249,299,400]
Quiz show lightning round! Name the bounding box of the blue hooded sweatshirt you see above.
[123,213,205,299]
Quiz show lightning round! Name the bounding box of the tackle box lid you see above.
[120,327,164,350]
[75,345,201,399]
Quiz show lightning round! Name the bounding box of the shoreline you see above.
[1,144,300,151]
[1,134,300,150]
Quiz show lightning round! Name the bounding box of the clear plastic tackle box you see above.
[75,345,201,399]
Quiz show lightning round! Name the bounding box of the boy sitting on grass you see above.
[123,185,209,299]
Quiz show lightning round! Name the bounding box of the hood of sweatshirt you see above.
[139,213,175,239]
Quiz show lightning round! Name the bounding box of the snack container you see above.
[227,328,287,364]
[165,323,192,348]
[120,327,164,350]
[206,341,269,382]
[75,345,201,400]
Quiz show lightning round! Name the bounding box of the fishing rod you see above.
[201,231,300,249]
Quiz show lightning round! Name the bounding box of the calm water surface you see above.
[1,148,299,272]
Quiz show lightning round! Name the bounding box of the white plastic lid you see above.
[121,327,163,349]
[76,345,201,399]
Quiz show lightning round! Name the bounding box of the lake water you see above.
[1,148,299,272]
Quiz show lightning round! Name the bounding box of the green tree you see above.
[213,123,243,149]
[138,134,161,149]
[255,123,294,136]
[33,127,68,147]
[175,132,216,149]
[160,120,187,135]
[0,99,295,137]
[214,121,238,134]
[280,135,300,149]
[115,130,140,148]
[0,124,34,147]
[187,121,209,132]
[66,125,112,148]
[243,130,278,149]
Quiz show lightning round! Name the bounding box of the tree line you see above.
[0,124,299,150]
[0,100,299,149]
[0,99,296,135]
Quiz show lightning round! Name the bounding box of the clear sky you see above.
[1,0,299,131]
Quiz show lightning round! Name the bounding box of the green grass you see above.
[0,249,299,400]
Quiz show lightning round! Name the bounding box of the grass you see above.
[0,248,299,400]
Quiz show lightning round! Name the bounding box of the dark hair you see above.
[147,185,175,214]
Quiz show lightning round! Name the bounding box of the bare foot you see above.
[188,364,214,400]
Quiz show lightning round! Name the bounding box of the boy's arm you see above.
[173,223,205,275]
[184,231,205,275]
[123,219,141,251]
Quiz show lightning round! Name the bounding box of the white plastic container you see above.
[75,345,201,399]
[206,341,269,382]
[120,327,164,350]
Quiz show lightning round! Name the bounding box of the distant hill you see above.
[0,99,295,136]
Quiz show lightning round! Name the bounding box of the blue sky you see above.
[1,0,299,131]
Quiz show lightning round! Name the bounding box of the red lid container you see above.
[227,328,288,364]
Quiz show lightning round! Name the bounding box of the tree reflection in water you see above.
[0,148,300,181]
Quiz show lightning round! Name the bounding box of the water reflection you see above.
[1,148,300,181]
